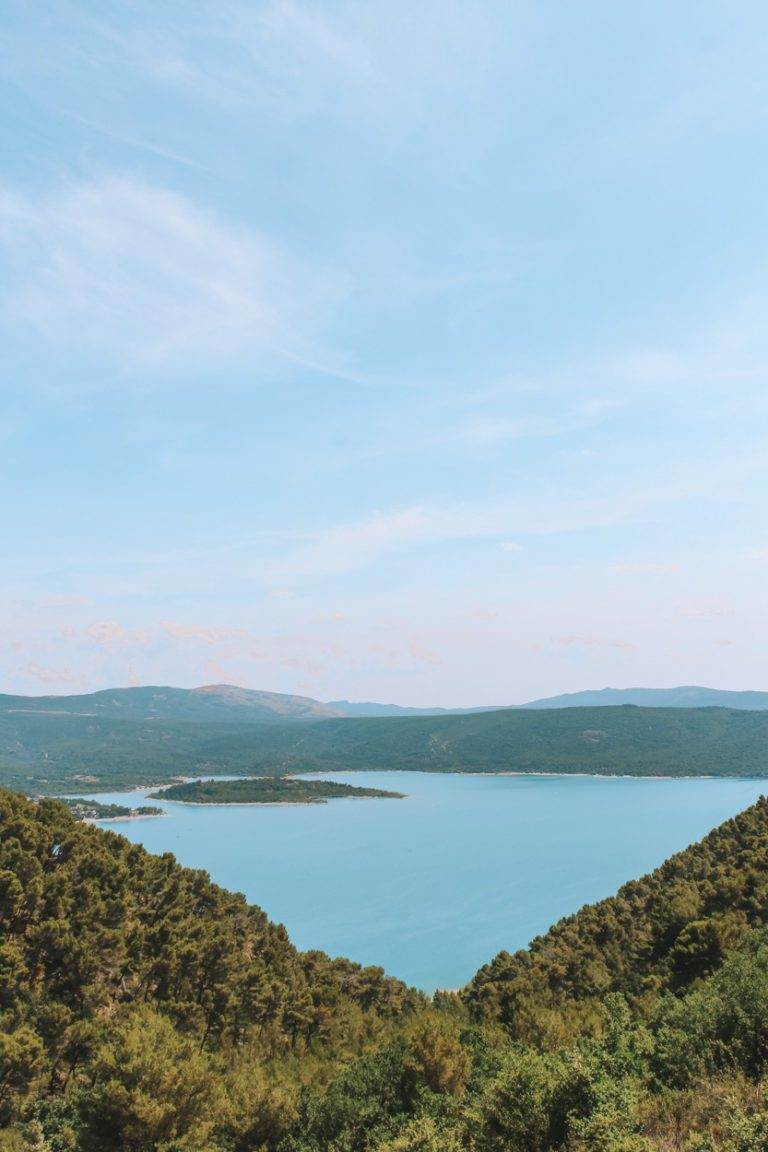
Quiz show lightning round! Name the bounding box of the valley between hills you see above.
[2,684,768,1149]
[3,683,768,796]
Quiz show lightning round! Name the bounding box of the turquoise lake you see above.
[83,772,768,991]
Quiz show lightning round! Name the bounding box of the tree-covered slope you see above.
[285,794,768,1150]
[464,794,768,1038]
[243,705,768,777]
[0,710,280,793]
[5,704,768,795]
[4,790,768,1148]
[0,787,418,1147]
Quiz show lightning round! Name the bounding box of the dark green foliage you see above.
[401,1012,471,1097]
[152,778,405,804]
[4,787,768,1149]
[4,703,768,795]
[294,1042,413,1151]
[464,798,768,1038]
[654,934,768,1085]
[0,788,419,1146]
[0,710,285,794]
[75,1005,225,1151]
[57,798,163,821]
[249,704,768,777]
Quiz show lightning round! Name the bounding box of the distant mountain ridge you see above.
[520,685,768,710]
[326,699,497,717]
[0,684,343,722]
[2,683,768,724]
[0,683,488,723]
[4,691,768,795]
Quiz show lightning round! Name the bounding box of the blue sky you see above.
[2,1,768,704]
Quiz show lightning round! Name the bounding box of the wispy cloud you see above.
[0,176,337,370]
[86,620,152,646]
[479,327,768,416]
[248,0,500,117]
[272,504,493,578]
[679,601,738,621]
[159,621,250,645]
[270,485,678,580]
[64,111,207,172]
[0,0,501,150]
[610,562,680,576]
[551,634,637,652]
[85,1,502,126]
[17,663,83,687]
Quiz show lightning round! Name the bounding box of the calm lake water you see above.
[81,772,768,991]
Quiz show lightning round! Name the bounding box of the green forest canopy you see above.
[58,797,163,821]
[152,777,405,804]
[3,704,768,794]
[3,786,768,1149]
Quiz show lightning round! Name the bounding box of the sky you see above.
[2,1,768,706]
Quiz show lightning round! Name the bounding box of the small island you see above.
[60,797,164,821]
[150,777,405,805]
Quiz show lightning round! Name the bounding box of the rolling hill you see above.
[0,683,345,722]
[0,709,282,793]
[6,681,768,729]
[5,702,768,794]
[0,683,493,723]
[236,704,768,778]
[521,684,768,709]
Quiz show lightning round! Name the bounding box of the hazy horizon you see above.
[3,3,768,706]
[4,679,768,712]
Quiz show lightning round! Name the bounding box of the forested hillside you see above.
[0,711,275,793]
[0,788,418,1150]
[465,795,768,1036]
[4,705,768,795]
[242,705,768,778]
[4,788,768,1148]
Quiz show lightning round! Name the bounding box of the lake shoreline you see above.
[161,798,327,807]
[92,768,768,797]
[469,774,727,783]
[293,767,762,782]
